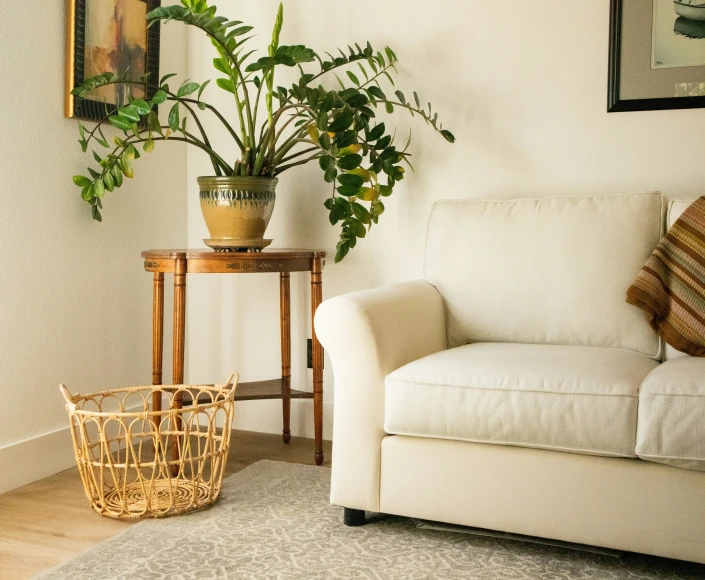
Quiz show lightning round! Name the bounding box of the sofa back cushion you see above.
[424,192,664,357]
[663,199,699,360]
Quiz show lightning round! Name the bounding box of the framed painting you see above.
[608,0,705,112]
[65,0,161,121]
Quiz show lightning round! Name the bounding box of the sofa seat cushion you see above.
[636,357,705,471]
[385,342,659,458]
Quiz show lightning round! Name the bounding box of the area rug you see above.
[35,461,705,579]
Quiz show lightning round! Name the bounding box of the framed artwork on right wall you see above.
[608,0,705,112]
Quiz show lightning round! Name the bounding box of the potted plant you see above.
[71,0,455,262]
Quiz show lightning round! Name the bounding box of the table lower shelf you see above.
[182,378,313,405]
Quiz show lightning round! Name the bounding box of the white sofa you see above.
[315,192,705,564]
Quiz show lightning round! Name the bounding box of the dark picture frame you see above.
[608,0,705,112]
[65,0,161,121]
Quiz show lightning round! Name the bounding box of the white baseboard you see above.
[0,427,76,494]
[0,400,333,495]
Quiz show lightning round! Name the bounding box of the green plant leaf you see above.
[213,58,229,74]
[346,71,360,86]
[319,132,331,149]
[151,89,168,105]
[319,155,335,171]
[335,243,349,263]
[230,25,254,36]
[118,106,141,122]
[323,167,338,182]
[111,163,123,187]
[379,185,393,196]
[358,187,379,201]
[197,79,211,100]
[338,173,364,188]
[120,154,134,178]
[367,123,385,141]
[95,127,109,148]
[73,175,92,187]
[368,85,385,100]
[352,202,371,224]
[329,109,354,133]
[131,99,151,115]
[337,154,362,170]
[124,143,138,160]
[441,129,456,143]
[216,78,235,93]
[351,219,367,238]
[375,135,392,150]
[371,199,385,215]
[147,111,162,134]
[380,147,398,162]
[168,103,180,131]
[160,72,177,85]
[144,138,155,152]
[93,178,105,198]
[385,102,394,114]
[276,45,316,63]
[108,115,132,131]
[337,184,362,197]
[336,130,357,148]
[103,171,115,192]
[177,81,200,97]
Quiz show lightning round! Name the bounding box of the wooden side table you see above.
[142,248,327,466]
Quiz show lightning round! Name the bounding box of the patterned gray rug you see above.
[36,460,705,579]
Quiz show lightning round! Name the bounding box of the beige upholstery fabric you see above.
[385,343,658,457]
[663,199,699,360]
[424,193,664,357]
[636,357,705,471]
[314,280,446,512]
[380,436,705,564]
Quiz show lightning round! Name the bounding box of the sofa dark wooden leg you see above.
[343,508,366,527]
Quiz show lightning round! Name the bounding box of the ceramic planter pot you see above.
[198,176,278,251]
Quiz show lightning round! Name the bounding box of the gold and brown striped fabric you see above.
[627,197,705,357]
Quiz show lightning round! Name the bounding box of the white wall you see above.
[183,0,705,439]
[0,1,188,492]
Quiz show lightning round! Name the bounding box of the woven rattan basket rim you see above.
[63,383,235,418]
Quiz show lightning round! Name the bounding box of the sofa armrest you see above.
[314,280,447,511]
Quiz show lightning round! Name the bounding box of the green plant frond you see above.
[71,2,455,261]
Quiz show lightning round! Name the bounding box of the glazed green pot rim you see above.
[197,176,278,189]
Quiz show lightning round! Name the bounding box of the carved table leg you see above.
[311,258,324,466]
[280,272,291,444]
[152,272,164,427]
[171,258,187,474]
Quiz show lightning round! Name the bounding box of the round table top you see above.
[141,248,326,274]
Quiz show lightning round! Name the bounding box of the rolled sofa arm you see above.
[314,280,447,512]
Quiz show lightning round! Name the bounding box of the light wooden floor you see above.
[0,430,332,580]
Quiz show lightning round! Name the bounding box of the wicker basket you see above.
[59,374,239,519]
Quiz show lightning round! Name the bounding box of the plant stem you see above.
[167,94,221,176]
[278,145,319,164]
[181,131,232,174]
[274,137,317,166]
[371,100,446,135]
[273,126,310,163]
[177,97,245,151]
[253,103,315,174]
[274,152,322,176]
